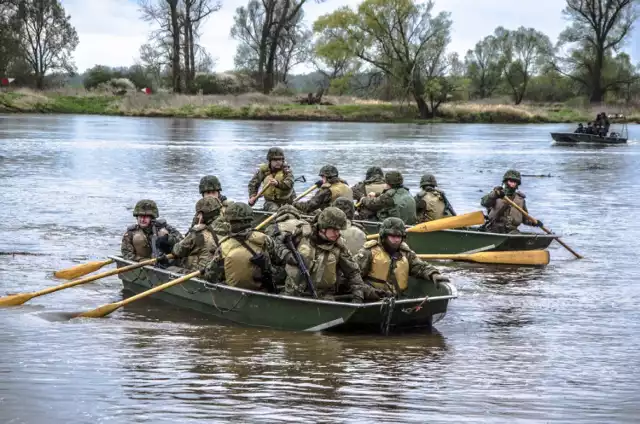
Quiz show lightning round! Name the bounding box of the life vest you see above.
[340,221,366,256]
[274,217,314,261]
[129,221,169,260]
[377,188,417,225]
[488,191,526,231]
[324,180,353,202]
[258,164,293,202]
[418,189,446,222]
[364,181,386,196]
[362,240,409,294]
[291,239,343,291]
[183,224,218,271]
[219,231,268,290]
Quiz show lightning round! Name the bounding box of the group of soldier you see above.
[574,112,612,137]
[121,147,542,303]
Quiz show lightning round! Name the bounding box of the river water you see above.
[0,114,639,423]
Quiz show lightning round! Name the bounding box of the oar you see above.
[418,250,550,266]
[365,211,485,240]
[54,258,115,280]
[255,212,277,230]
[249,181,272,206]
[501,196,583,259]
[76,270,202,318]
[293,184,319,202]
[0,255,174,307]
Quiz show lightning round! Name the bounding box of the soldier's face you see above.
[506,180,518,189]
[203,191,219,198]
[137,215,152,227]
[386,235,403,249]
[321,228,341,242]
[270,159,283,169]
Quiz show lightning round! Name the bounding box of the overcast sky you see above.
[60,0,640,74]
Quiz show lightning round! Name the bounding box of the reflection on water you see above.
[1,115,640,422]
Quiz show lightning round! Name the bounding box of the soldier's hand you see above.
[535,220,544,228]
[155,235,173,254]
[493,186,505,198]
[367,192,376,198]
[431,273,450,289]
[315,179,323,187]
[248,196,257,206]
[285,253,298,266]
[268,179,278,186]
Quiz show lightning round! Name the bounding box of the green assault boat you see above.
[251,210,557,255]
[112,256,457,333]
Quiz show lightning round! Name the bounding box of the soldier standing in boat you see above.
[357,171,417,225]
[191,175,231,228]
[248,147,296,212]
[355,217,450,300]
[293,165,352,214]
[331,197,367,256]
[203,202,281,293]
[274,207,372,303]
[351,166,386,220]
[480,169,544,234]
[415,174,456,223]
[121,199,183,261]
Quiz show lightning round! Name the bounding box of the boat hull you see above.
[112,256,457,333]
[550,132,627,144]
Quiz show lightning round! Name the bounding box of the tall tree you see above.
[554,0,638,103]
[464,35,503,99]
[179,0,220,90]
[313,0,453,118]
[15,0,78,88]
[311,31,361,92]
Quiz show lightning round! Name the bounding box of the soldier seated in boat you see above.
[172,197,225,271]
[351,166,386,220]
[274,207,372,303]
[357,171,417,225]
[191,175,232,228]
[574,123,585,133]
[121,199,183,262]
[480,170,544,234]
[414,174,456,223]
[355,218,450,301]
[331,197,366,256]
[248,147,296,212]
[293,165,352,214]
[203,202,281,293]
[585,122,595,134]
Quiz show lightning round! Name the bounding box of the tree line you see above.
[1,0,639,118]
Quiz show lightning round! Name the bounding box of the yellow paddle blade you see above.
[255,212,277,230]
[407,211,485,233]
[76,303,121,318]
[293,185,318,202]
[54,259,114,280]
[0,293,35,307]
[418,250,550,266]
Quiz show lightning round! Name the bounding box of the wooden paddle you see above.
[55,258,115,280]
[0,255,174,307]
[255,212,278,230]
[76,270,202,318]
[418,250,550,266]
[365,211,485,240]
[501,196,583,259]
[293,184,318,202]
[249,180,272,206]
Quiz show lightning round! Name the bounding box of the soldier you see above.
[415,174,455,223]
[171,197,224,271]
[293,165,352,214]
[480,169,543,234]
[355,217,450,300]
[274,207,371,303]
[248,147,295,212]
[191,175,231,228]
[358,171,417,225]
[352,166,386,220]
[121,199,183,261]
[332,197,367,256]
[203,202,281,293]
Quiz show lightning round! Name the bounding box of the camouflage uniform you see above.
[172,197,225,271]
[332,197,367,256]
[355,218,449,300]
[121,199,183,261]
[248,147,295,212]
[352,166,387,220]
[203,202,281,292]
[190,175,231,228]
[415,174,455,222]
[293,165,352,214]
[273,207,371,302]
[481,170,537,234]
[359,171,417,225]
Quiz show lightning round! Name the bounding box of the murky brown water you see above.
[1,114,639,423]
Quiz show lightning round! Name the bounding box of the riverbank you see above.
[1,89,639,124]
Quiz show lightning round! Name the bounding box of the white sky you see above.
[61,0,640,74]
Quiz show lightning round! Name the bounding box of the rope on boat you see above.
[402,295,429,314]
[379,297,395,336]
[206,285,248,314]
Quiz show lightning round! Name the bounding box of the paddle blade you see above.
[76,302,121,318]
[408,211,485,233]
[471,250,550,265]
[54,259,114,280]
[0,292,35,307]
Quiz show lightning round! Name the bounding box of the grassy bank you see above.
[1,88,639,124]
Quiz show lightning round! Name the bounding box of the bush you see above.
[84,65,117,90]
[270,82,294,96]
[191,72,254,95]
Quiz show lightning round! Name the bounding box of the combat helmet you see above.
[332,197,355,220]
[267,147,285,161]
[196,197,222,224]
[318,165,339,178]
[502,169,522,184]
[276,204,301,218]
[316,207,348,230]
[420,174,438,188]
[199,175,222,194]
[385,171,404,187]
[225,202,254,223]
[379,217,407,239]
[133,199,159,219]
[365,166,384,180]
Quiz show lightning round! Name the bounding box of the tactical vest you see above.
[363,240,409,294]
[488,192,526,231]
[341,221,367,256]
[326,181,353,202]
[275,217,314,260]
[184,224,218,271]
[258,164,293,202]
[129,221,169,260]
[219,231,268,290]
[293,240,342,291]
[418,189,446,222]
[364,181,386,196]
[377,188,417,225]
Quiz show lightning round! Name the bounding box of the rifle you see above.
[284,234,318,298]
[441,192,457,216]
